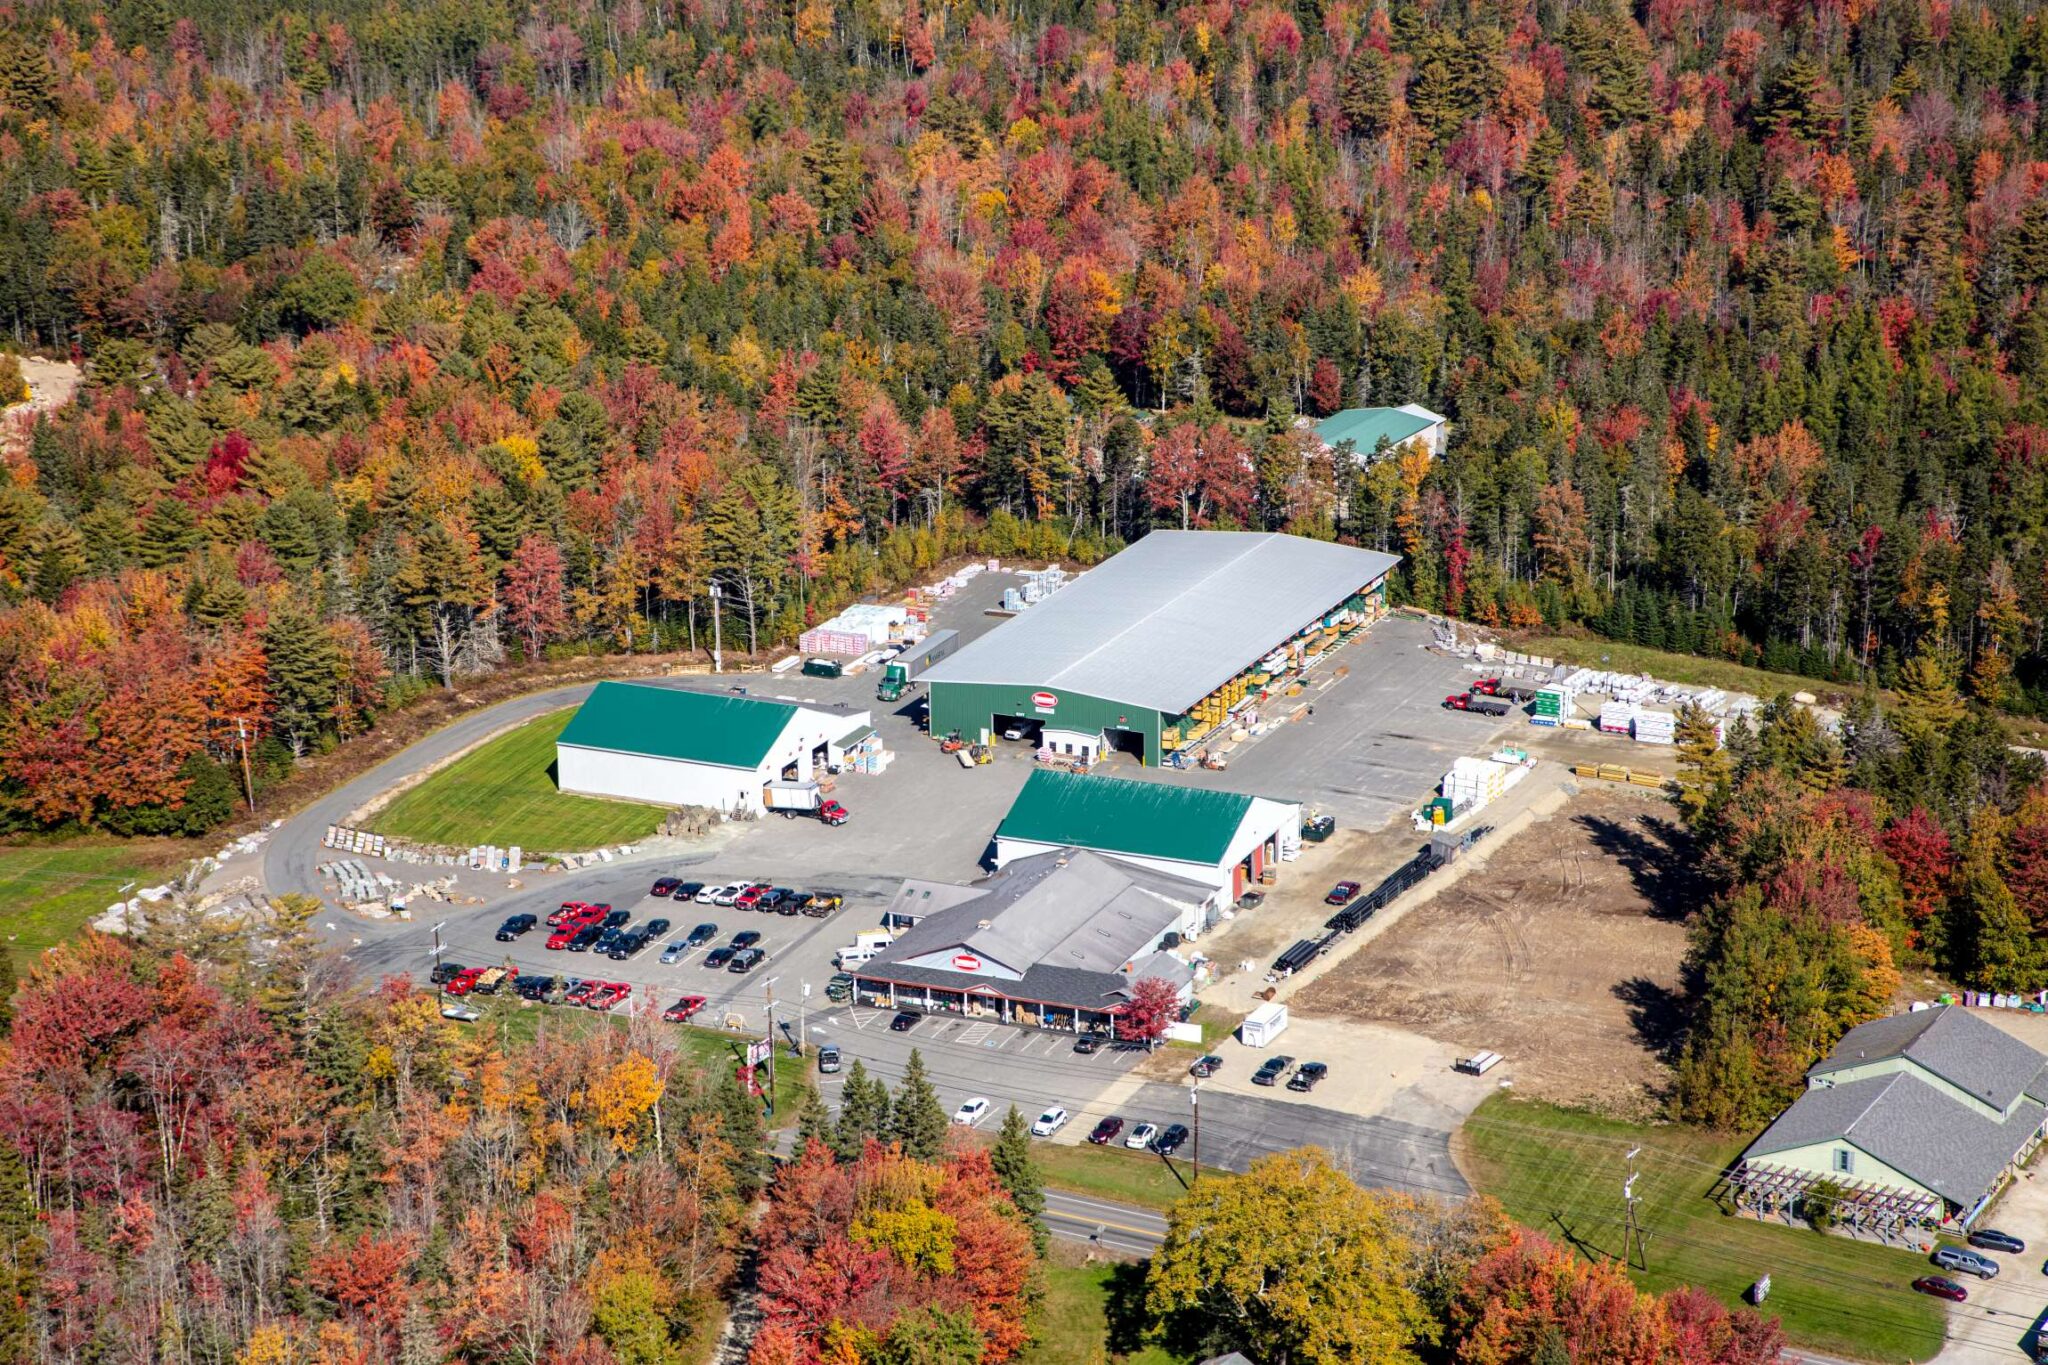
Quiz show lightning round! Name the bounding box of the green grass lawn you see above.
[1021,1255,1185,1365]
[1511,633,1846,702]
[378,709,668,853]
[1030,1141,1197,1212]
[1460,1096,1946,1362]
[0,844,194,970]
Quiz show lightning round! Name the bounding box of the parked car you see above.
[1933,1246,2000,1279]
[1189,1055,1222,1078]
[772,890,803,915]
[687,923,720,945]
[1073,1035,1101,1055]
[1968,1229,2026,1255]
[440,1000,481,1021]
[734,885,771,910]
[430,961,465,985]
[662,995,707,1022]
[513,974,552,1001]
[1087,1116,1125,1145]
[890,1011,921,1032]
[786,892,816,915]
[496,913,538,940]
[1251,1055,1295,1086]
[660,941,691,964]
[727,947,765,972]
[1153,1123,1189,1155]
[547,902,591,927]
[643,917,671,937]
[805,893,844,916]
[1031,1107,1070,1136]
[817,800,850,826]
[607,930,649,960]
[545,928,577,951]
[1287,1061,1329,1092]
[650,878,680,898]
[703,947,737,969]
[825,973,855,1001]
[954,1097,992,1126]
[732,930,763,949]
[1125,1123,1158,1150]
[564,980,599,1006]
[1324,881,1361,906]
[699,883,733,904]
[601,908,630,928]
[817,1044,843,1074]
[1912,1276,1968,1302]
[673,881,705,901]
[754,888,787,912]
[585,982,630,1011]
[568,926,602,952]
[444,967,486,996]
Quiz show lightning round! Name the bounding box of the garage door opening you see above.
[993,715,1043,745]
[1103,727,1147,765]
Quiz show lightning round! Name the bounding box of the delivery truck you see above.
[762,780,850,824]
[876,629,960,702]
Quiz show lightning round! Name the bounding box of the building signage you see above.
[952,953,982,971]
[1030,691,1058,713]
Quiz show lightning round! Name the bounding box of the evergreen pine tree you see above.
[139,496,202,569]
[711,1068,769,1197]
[834,1060,888,1159]
[989,1105,1047,1253]
[264,610,340,751]
[888,1049,948,1161]
[1673,702,1731,829]
[795,1084,834,1154]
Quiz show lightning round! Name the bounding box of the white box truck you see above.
[1240,1001,1290,1047]
[834,929,894,969]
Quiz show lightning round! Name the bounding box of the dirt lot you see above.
[1293,785,1692,1117]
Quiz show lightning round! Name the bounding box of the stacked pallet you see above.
[1531,685,1572,726]
[1598,700,1637,734]
[1632,708,1676,744]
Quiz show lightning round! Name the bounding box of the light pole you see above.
[709,582,723,673]
[761,975,780,1115]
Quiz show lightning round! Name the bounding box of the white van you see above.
[835,944,881,969]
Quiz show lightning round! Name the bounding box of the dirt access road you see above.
[1293,783,1694,1116]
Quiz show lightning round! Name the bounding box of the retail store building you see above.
[855,848,1201,1032]
[555,682,871,814]
[992,769,1300,906]
[921,530,1400,766]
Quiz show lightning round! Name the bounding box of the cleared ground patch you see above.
[0,842,195,969]
[1459,1096,1946,1362]
[1293,785,1691,1114]
[1020,1251,1181,1365]
[377,709,667,852]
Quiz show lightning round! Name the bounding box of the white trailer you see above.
[762,780,823,813]
[1239,1001,1290,1047]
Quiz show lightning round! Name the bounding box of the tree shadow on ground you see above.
[1574,812,1702,924]
[1101,1260,1157,1357]
[1614,975,1691,1068]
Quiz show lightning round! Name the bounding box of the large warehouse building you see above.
[556,682,871,814]
[921,530,1401,767]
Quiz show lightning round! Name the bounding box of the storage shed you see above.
[555,682,870,814]
[922,530,1400,766]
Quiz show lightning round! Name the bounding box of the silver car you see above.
[1932,1245,1999,1279]
[659,941,689,963]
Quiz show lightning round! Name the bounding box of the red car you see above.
[444,966,487,996]
[545,928,577,951]
[585,982,631,1011]
[1912,1276,1967,1302]
[547,901,592,927]
[734,884,771,910]
[1325,881,1361,905]
[1469,677,1503,696]
[563,980,599,1006]
[662,995,708,1023]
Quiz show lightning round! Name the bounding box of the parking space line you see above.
[958,1023,994,1047]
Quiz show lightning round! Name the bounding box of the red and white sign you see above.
[952,953,983,971]
[1030,691,1058,712]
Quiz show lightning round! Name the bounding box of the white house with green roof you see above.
[992,768,1300,908]
[1310,404,1447,463]
[555,682,871,814]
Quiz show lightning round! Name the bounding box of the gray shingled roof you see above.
[921,531,1400,715]
[1744,1070,2045,1208]
[874,850,1209,977]
[1812,1005,2048,1112]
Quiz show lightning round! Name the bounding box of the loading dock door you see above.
[1103,727,1147,765]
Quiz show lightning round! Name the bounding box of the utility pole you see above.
[233,717,257,813]
[709,582,723,673]
[1190,1083,1201,1185]
[427,921,448,986]
[1620,1146,1648,1270]
[762,976,780,1116]
[796,980,809,1057]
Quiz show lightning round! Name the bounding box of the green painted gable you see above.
[1314,407,1435,454]
[997,769,1253,865]
[558,682,795,769]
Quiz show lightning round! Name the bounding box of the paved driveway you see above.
[1925,1168,2048,1362]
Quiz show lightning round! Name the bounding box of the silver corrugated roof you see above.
[921,531,1402,715]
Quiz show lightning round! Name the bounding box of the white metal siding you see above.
[556,745,770,813]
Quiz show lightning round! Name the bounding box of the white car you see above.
[1124,1122,1158,1150]
[694,883,727,904]
[1031,1106,1069,1137]
[710,883,746,906]
[953,1097,991,1126]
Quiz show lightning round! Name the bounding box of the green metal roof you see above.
[1314,407,1437,454]
[996,769,1255,866]
[557,682,796,769]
